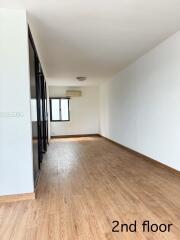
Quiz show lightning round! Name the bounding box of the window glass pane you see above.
[51,99,60,120]
[61,99,69,120]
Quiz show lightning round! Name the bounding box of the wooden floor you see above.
[0,136,180,240]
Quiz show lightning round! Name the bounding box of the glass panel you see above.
[51,99,60,120]
[31,99,37,122]
[61,99,69,120]
[29,40,39,184]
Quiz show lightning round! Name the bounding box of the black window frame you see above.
[50,97,70,122]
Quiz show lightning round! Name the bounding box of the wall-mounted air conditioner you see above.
[66,90,82,97]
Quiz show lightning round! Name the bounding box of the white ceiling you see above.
[1,0,180,86]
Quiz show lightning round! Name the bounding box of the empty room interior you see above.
[1,1,180,239]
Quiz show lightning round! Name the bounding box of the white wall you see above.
[100,31,180,171]
[49,86,99,136]
[0,9,34,195]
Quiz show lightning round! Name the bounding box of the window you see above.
[50,98,70,121]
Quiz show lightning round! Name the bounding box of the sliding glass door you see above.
[29,38,39,184]
[29,28,48,186]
